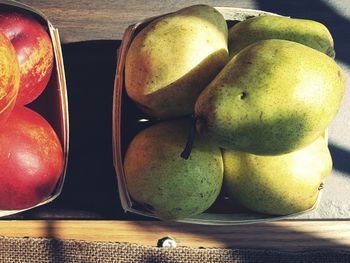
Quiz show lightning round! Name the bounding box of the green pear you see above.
[125,5,229,119]
[195,39,345,155]
[223,136,332,215]
[124,119,223,220]
[228,15,335,57]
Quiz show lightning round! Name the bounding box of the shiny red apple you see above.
[0,106,64,210]
[0,11,54,105]
[0,30,20,125]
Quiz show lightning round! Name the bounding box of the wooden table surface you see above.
[19,0,258,43]
[1,220,350,251]
[0,0,349,250]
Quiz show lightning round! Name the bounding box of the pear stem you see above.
[181,115,197,160]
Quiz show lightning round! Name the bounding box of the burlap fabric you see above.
[0,236,349,262]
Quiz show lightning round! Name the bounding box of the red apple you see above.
[0,11,54,105]
[0,30,20,125]
[0,106,64,210]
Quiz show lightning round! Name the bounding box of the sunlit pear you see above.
[228,15,335,57]
[223,136,332,215]
[195,39,345,155]
[125,4,229,119]
[124,119,223,220]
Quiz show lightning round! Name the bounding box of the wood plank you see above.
[17,0,257,42]
[0,220,349,250]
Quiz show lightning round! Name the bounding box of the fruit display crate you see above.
[0,0,68,218]
[0,1,349,250]
[112,7,337,225]
[1,1,350,227]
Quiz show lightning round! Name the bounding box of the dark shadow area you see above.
[329,144,350,175]
[45,220,67,263]
[256,0,350,65]
[56,40,122,218]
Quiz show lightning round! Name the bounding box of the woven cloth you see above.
[0,236,350,263]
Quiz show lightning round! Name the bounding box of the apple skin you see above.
[0,106,64,210]
[0,11,54,105]
[0,30,20,125]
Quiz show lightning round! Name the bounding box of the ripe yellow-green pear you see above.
[124,119,223,220]
[195,39,345,155]
[228,15,335,57]
[125,4,229,119]
[223,136,332,215]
